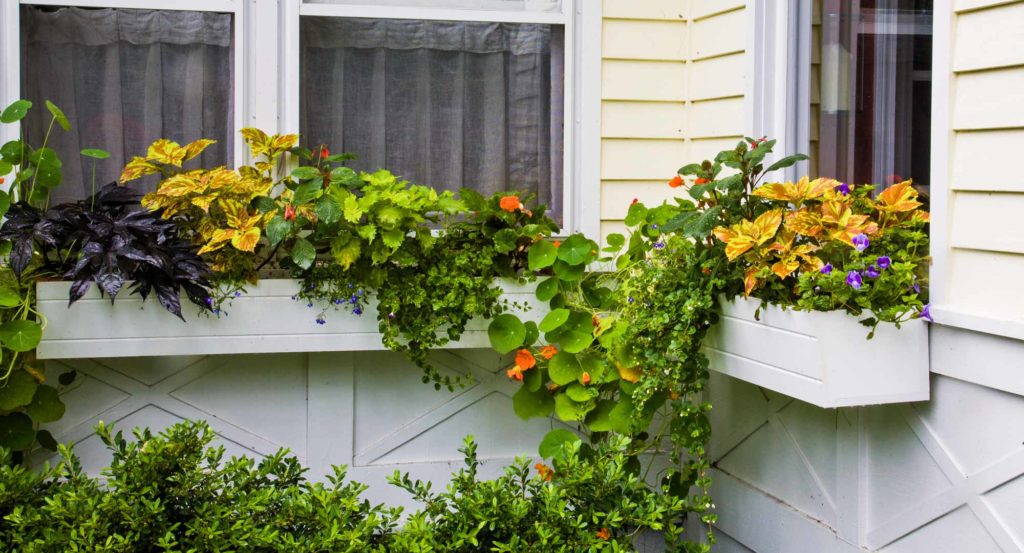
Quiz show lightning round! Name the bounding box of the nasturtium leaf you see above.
[315,195,342,224]
[608,396,638,434]
[45,100,71,131]
[538,428,580,459]
[0,413,34,450]
[565,383,597,403]
[523,321,539,346]
[265,216,292,247]
[605,233,625,251]
[624,202,648,227]
[1,141,26,164]
[0,160,10,177]
[33,164,62,188]
[0,100,32,124]
[80,148,110,159]
[548,312,594,354]
[36,429,58,451]
[536,277,559,302]
[524,365,544,392]
[556,234,596,265]
[553,260,584,282]
[0,320,42,352]
[512,385,554,420]
[290,166,320,181]
[539,308,570,333]
[548,352,582,385]
[0,286,21,307]
[492,228,518,254]
[488,314,526,354]
[290,237,316,270]
[554,394,587,422]
[24,385,64,423]
[0,371,37,411]
[586,400,618,432]
[528,240,557,270]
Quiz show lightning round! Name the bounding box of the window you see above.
[294,0,577,226]
[14,3,237,203]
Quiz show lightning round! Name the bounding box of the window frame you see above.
[280,0,601,237]
[0,0,247,168]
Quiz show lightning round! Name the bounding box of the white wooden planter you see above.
[702,296,929,408]
[36,279,542,359]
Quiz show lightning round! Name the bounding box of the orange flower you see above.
[506,366,524,381]
[539,345,558,360]
[592,314,601,328]
[596,528,610,540]
[581,371,591,385]
[669,175,684,188]
[515,349,537,370]
[553,240,561,248]
[695,177,710,185]
[499,195,521,212]
[0,176,5,185]
[535,462,554,481]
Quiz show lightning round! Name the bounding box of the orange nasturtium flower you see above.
[553,240,561,248]
[668,175,684,188]
[539,345,558,360]
[596,528,611,540]
[515,349,537,370]
[695,177,710,185]
[506,366,524,381]
[499,195,521,212]
[580,371,591,385]
[535,462,554,481]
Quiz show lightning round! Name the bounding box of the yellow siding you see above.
[599,0,747,231]
[944,0,1024,320]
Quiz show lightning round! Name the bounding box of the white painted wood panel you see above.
[950,191,1024,254]
[689,97,745,138]
[690,8,745,59]
[600,180,678,219]
[946,249,1024,323]
[955,0,1023,12]
[601,101,686,138]
[953,67,1024,130]
[952,129,1024,192]
[690,53,746,100]
[690,0,744,21]
[952,1,1024,71]
[601,138,687,179]
[602,59,687,101]
[602,19,687,60]
[601,0,686,21]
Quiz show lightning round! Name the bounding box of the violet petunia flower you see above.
[852,233,870,252]
[835,182,851,195]
[918,304,933,322]
[877,256,891,269]
[820,263,833,275]
[866,265,881,279]
[846,271,863,290]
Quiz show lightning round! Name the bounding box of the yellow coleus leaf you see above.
[158,173,204,197]
[190,194,217,212]
[198,229,236,255]
[875,180,922,213]
[821,200,878,245]
[724,235,757,261]
[753,209,783,238]
[744,268,760,296]
[140,193,167,212]
[220,200,251,229]
[771,259,800,280]
[913,210,930,223]
[203,167,240,189]
[785,208,824,237]
[241,128,271,157]
[268,133,299,156]
[713,209,783,261]
[752,177,837,205]
[182,139,216,162]
[119,156,161,183]
[146,139,187,167]
[230,227,261,252]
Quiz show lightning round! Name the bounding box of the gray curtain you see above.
[20,6,234,204]
[300,17,564,218]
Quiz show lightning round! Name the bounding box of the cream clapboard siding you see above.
[599,0,746,239]
[943,0,1024,323]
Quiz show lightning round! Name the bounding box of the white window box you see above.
[36,279,540,359]
[702,296,929,408]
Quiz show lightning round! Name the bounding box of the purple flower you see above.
[333,298,342,305]
[835,182,850,195]
[204,297,214,306]
[914,282,921,294]
[628,296,635,304]
[353,307,363,316]
[877,256,891,269]
[846,271,863,290]
[233,291,242,298]
[865,265,881,279]
[820,263,833,275]
[349,295,358,304]
[653,242,666,250]
[852,233,870,252]
[315,317,326,325]
[388,312,396,319]
[307,302,313,308]
[918,304,933,322]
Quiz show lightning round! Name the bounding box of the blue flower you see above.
[918,304,933,322]
[877,256,891,269]
[307,302,313,308]
[835,182,851,195]
[628,296,635,304]
[846,271,863,290]
[204,297,213,306]
[914,282,921,294]
[315,317,326,325]
[865,265,880,279]
[653,242,666,249]
[852,233,870,252]
[388,312,396,319]
[333,298,342,305]
[820,263,833,275]
[233,291,242,298]
[353,307,363,316]
[349,295,358,304]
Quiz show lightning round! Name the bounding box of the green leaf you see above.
[330,166,361,188]
[553,260,584,282]
[556,234,596,265]
[536,277,559,302]
[24,385,64,423]
[35,429,58,451]
[1,141,26,164]
[523,321,539,347]
[0,160,10,177]
[547,312,594,354]
[0,320,42,352]
[265,216,292,247]
[0,371,37,411]
[0,100,32,124]
[565,383,597,403]
[586,400,618,432]
[608,396,638,434]
[677,163,702,176]
[290,237,316,270]
[0,413,34,450]
[605,233,625,249]
[45,100,70,131]
[512,385,554,420]
[682,205,724,238]
[0,190,9,218]
[381,229,405,249]
[0,286,21,308]
[524,364,544,392]
[765,153,810,173]
[661,211,697,233]
[548,352,582,385]
[356,224,377,242]
[624,202,648,227]
[492,228,519,254]
[315,195,342,224]
[80,148,110,159]
[343,194,363,223]
[538,308,570,333]
[554,394,587,422]
[292,181,322,205]
[291,166,321,180]
[538,429,580,459]
[527,240,557,270]
[487,314,526,354]
[251,196,277,213]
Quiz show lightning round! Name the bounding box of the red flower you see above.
[695,177,710,185]
[630,198,638,205]
[319,146,330,158]
[668,175,684,188]
[581,372,591,385]
[535,462,554,481]
[506,366,524,381]
[499,195,521,213]
[284,203,296,222]
[596,528,610,540]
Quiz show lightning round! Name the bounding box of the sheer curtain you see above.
[20,6,233,204]
[300,17,564,218]
[303,0,562,13]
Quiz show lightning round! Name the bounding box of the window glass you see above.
[303,0,563,13]
[811,0,932,194]
[300,16,565,220]
[20,6,234,203]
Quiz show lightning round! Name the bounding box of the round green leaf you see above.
[538,428,580,459]
[290,237,316,270]
[528,240,557,271]
[0,320,42,352]
[45,100,71,131]
[0,190,10,218]
[292,181,323,205]
[524,365,544,392]
[553,260,584,281]
[586,400,618,432]
[536,277,559,302]
[0,413,34,450]
[554,394,587,422]
[492,228,519,254]
[0,285,22,307]
[565,382,598,403]
[24,385,64,423]
[0,371,37,411]
[35,429,58,451]
[512,385,554,420]
[548,352,582,385]
[80,148,110,159]
[0,160,11,177]
[523,321,539,347]
[556,234,597,265]
[547,312,594,354]
[606,233,626,248]
[538,308,570,333]
[487,314,526,354]
[1,141,26,164]
[0,100,32,124]
[608,396,638,434]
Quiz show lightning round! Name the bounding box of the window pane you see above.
[300,17,565,221]
[20,6,234,203]
[303,0,563,13]
[811,0,932,193]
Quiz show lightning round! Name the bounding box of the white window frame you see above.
[0,0,248,167]
[279,0,601,237]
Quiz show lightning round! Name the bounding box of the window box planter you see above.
[36,279,541,359]
[702,296,929,408]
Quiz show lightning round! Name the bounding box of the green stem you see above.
[28,116,56,206]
